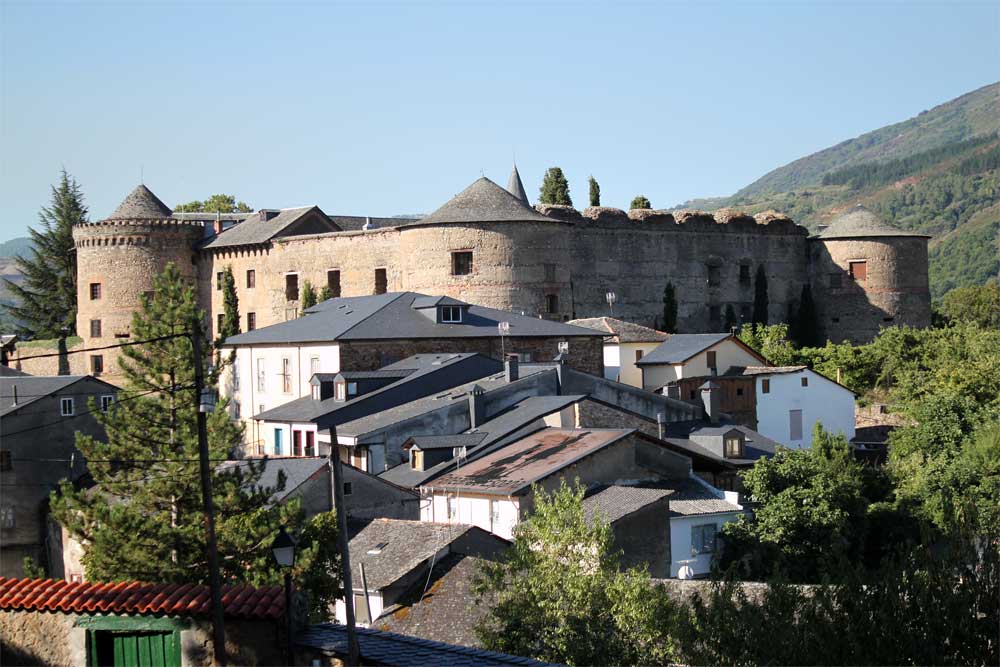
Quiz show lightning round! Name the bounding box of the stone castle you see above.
[68,166,931,377]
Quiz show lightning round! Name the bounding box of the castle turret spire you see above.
[107,184,173,220]
[506,163,529,205]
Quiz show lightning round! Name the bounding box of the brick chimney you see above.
[505,354,519,383]
[700,380,721,424]
[468,384,485,429]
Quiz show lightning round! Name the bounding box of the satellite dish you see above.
[678,564,695,580]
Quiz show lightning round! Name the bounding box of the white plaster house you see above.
[636,333,766,390]
[746,366,856,448]
[567,317,669,387]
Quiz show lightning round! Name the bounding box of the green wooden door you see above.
[92,630,180,667]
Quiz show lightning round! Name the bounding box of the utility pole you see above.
[329,426,361,665]
[192,321,227,666]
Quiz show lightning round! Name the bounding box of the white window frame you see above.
[691,523,717,555]
[310,356,320,377]
[257,358,266,392]
[448,496,459,521]
[60,397,75,416]
[789,409,803,441]
[100,395,115,413]
[440,306,462,323]
[281,357,292,394]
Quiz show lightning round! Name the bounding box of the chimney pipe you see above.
[468,385,485,429]
[504,354,519,383]
[665,383,681,400]
[700,381,720,424]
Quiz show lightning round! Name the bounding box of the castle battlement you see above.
[533,203,806,235]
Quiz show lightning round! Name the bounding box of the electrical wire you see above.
[9,332,192,362]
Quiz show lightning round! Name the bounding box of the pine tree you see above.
[50,264,340,614]
[662,282,678,333]
[539,167,572,206]
[217,266,240,346]
[724,304,738,332]
[629,195,652,210]
[752,265,769,326]
[300,280,317,313]
[588,176,601,207]
[3,169,85,338]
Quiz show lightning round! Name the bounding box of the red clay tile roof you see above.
[0,577,284,620]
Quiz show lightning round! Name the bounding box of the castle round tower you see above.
[810,206,931,344]
[398,174,575,320]
[73,185,203,378]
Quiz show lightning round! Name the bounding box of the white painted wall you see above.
[618,342,664,388]
[334,590,383,627]
[603,344,620,381]
[642,339,763,390]
[424,492,520,540]
[754,369,855,448]
[669,513,742,578]
[220,342,340,450]
[259,422,320,457]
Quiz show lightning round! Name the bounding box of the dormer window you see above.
[347,382,358,396]
[724,434,744,458]
[410,449,423,470]
[441,305,462,323]
[335,381,346,401]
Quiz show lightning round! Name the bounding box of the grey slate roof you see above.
[401,177,560,227]
[406,434,488,450]
[583,485,672,524]
[567,317,669,344]
[106,185,173,220]
[506,164,529,205]
[348,519,476,590]
[0,375,113,418]
[375,553,492,649]
[818,206,930,239]
[329,215,419,231]
[0,366,29,377]
[666,477,742,516]
[635,333,738,366]
[202,206,339,249]
[296,622,558,666]
[217,456,327,503]
[222,292,603,346]
[661,421,779,466]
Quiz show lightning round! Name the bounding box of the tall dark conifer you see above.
[588,176,601,207]
[4,170,86,338]
[796,284,819,347]
[662,282,678,333]
[539,168,572,206]
[300,280,317,313]
[217,266,240,345]
[752,266,769,326]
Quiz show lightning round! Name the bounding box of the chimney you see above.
[665,383,681,400]
[504,354,519,383]
[259,209,280,222]
[468,384,485,429]
[700,380,721,424]
[11,385,17,407]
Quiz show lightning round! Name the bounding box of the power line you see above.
[9,332,190,362]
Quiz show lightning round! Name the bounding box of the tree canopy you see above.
[174,194,252,214]
[3,169,85,338]
[629,195,651,210]
[539,168,572,206]
[939,281,1000,329]
[588,176,600,207]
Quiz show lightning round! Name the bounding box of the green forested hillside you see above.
[677,82,1000,299]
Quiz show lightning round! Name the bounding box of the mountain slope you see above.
[677,82,1000,299]
[736,82,1000,197]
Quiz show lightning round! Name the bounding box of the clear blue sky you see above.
[1,1,997,241]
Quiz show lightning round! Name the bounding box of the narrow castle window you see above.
[90,283,101,300]
[739,264,751,285]
[709,304,722,326]
[217,314,225,336]
[285,274,299,301]
[91,355,103,376]
[707,265,721,287]
[328,270,341,297]
[90,319,102,338]
[374,268,387,295]
[849,260,867,282]
[452,251,473,276]
[545,294,559,314]
[216,272,224,291]
[246,270,256,289]
[247,312,256,331]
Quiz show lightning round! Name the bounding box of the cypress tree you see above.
[3,169,85,339]
[50,264,341,613]
[300,280,317,313]
[724,304,738,332]
[318,286,332,303]
[629,195,652,210]
[662,282,678,333]
[217,266,240,346]
[588,176,601,207]
[752,265,769,326]
[539,168,572,206]
[796,284,819,347]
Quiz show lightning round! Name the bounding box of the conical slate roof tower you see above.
[506,163,529,205]
[107,184,173,220]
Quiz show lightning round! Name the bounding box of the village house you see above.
[0,374,119,577]
[334,519,508,627]
[420,427,743,577]
[217,293,604,450]
[635,332,766,390]
[0,576,287,666]
[567,317,669,386]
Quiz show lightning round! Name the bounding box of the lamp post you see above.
[605,291,616,316]
[271,526,297,666]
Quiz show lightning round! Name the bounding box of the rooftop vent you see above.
[367,542,389,555]
[258,209,281,222]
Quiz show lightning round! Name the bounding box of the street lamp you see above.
[271,527,297,664]
[605,291,616,316]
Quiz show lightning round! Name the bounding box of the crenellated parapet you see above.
[533,203,807,236]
